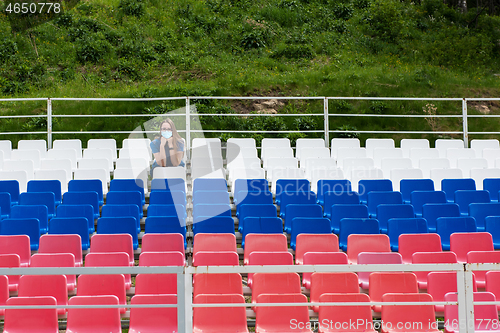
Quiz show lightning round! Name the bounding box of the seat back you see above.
[76,275,126,313]
[90,234,134,266]
[18,275,68,315]
[310,272,360,313]
[387,217,428,251]
[255,293,311,333]
[369,272,418,312]
[4,296,58,333]
[251,273,301,302]
[444,292,498,332]
[48,217,90,250]
[318,293,375,332]
[435,217,477,250]
[302,252,348,290]
[243,234,288,265]
[193,294,249,333]
[295,234,339,264]
[357,252,403,289]
[193,233,237,255]
[67,295,121,333]
[0,234,31,266]
[129,295,178,333]
[400,179,434,203]
[382,293,438,333]
[412,252,457,289]
[450,232,494,262]
[346,234,390,264]
[30,253,76,291]
[422,203,460,232]
[141,233,185,255]
[39,234,83,267]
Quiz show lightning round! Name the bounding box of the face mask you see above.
[161,131,172,139]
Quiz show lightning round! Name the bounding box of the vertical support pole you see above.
[176,270,186,333]
[457,264,475,333]
[324,97,329,148]
[462,98,468,148]
[186,97,191,160]
[47,98,52,149]
[184,267,193,333]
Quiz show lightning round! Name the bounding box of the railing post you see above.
[324,97,329,147]
[462,98,468,148]
[177,270,186,333]
[457,264,475,333]
[186,97,191,160]
[184,267,193,332]
[47,98,52,149]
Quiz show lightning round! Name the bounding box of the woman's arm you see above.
[168,139,184,167]
[154,138,167,167]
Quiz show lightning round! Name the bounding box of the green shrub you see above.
[0,40,18,62]
[76,35,112,64]
[118,0,145,17]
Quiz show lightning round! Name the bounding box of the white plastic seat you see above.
[192,168,226,180]
[350,168,384,191]
[365,138,395,158]
[331,138,360,159]
[482,149,500,168]
[227,138,257,163]
[119,148,151,162]
[3,160,34,181]
[419,158,450,178]
[78,159,111,181]
[73,168,109,194]
[304,158,337,179]
[373,148,403,168]
[191,157,224,171]
[262,147,294,169]
[457,158,488,178]
[266,157,299,181]
[53,139,82,159]
[11,150,41,170]
[18,139,47,159]
[336,148,367,169]
[229,168,265,190]
[381,158,412,179]
[152,166,187,182]
[310,168,345,193]
[447,148,476,168]
[0,170,28,192]
[295,138,325,159]
[342,158,374,177]
[261,138,290,162]
[390,168,423,191]
[0,140,12,160]
[0,150,4,170]
[271,168,305,193]
[400,139,430,158]
[471,139,500,157]
[435,139,464,158]
[299,148,330,167]
[82,148,113,170]
[191,142,222,159]
[35,169,68,193]
[409,148,440,168]
[113,168,149,194]
[47,149,77,171]
[227,157,261,175]
[122,138,152,156]
[115,158,149,171]
[430,168,463,190]
[87,139,117,161]
[471,168,500,190]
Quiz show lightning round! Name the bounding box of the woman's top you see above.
[150,138,185,169]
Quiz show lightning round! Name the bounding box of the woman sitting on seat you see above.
[150,119,185,172]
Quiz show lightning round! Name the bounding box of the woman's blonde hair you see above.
[159,118,183,151]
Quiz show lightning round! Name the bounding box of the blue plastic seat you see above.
[441,178,476,203]
[150,178,186,193]
[192,191,230,205]
[454,190,490,216]
[483,178,500,202]
[109,179,145,206]
[485,216,500,249]
[284,204,323,234]
[338,218,380,251]
[410,190,446,217]
[330,204,369,234]
[367,191,403,218]
[19,192,56,220]
[0,192,11,219]
[241,217,283,248]
[469,203,500,232]
[0,180,19,205]
[275,179,310,206]
[11,205,48,234]
[238,204,277,233]
[105,191,144,219]
[144,216,187,248]
[436,216,477,250]
[376,204,415,233]
[193,203,232,220]
[316,179,352,206]
[68,179,104,206]
[192,216,235,236]
[149,191,187,207]
[63,191,100,221]
[422,203,460,232]
[101,204,141,234]
[48,217,90,250]
[193,178,227,192]
[27,180,62,206]
[233,179,269,204]
[290,217,331,250]
[400,179,434,204]
[358,179,393,204]
[56,204,95,234]
[323,191,360,219]
[97,216,138,250]
[279,191,317,218]
[387,217,428,251]
[0,218,40,250]
[235,191,273,217]
[147,204,187,220]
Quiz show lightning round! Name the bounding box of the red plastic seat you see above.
[136,251,185,295]
[4,296,59,333]
[444,292,500,333]
[398,233,442,264]
[412,251,457,289]
[302,252,348,289]
[18,275,68,315]
[192,251,239,266]
[243,234,288,265]
[427,271,477,314]
[0,235,31,267]
[0,275,9,316]
[449,232,494,262]
[467,251,500,288]
[141,233,185,256]
[357,252,403,289]
[255,293,312,333]
[129,295,178,333]
[38,234,83,267]
[89,233,134,266]
[369,272,418,313]
[0,254,20,292]
[66,295,121,333]
[193,294,249,333]
[84,252,132,290]
[30,253,76,292]
[310,272,359,313]
[247,251,293,288]
[347,234,391,264]
[193,233,237,256]
[252,272,301,310]
[319,293,376,333]
[382,293,440,333]
[193,273,243,297]
[295,234,339,265]
[485,271,500,310]
[76,274,127,314]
